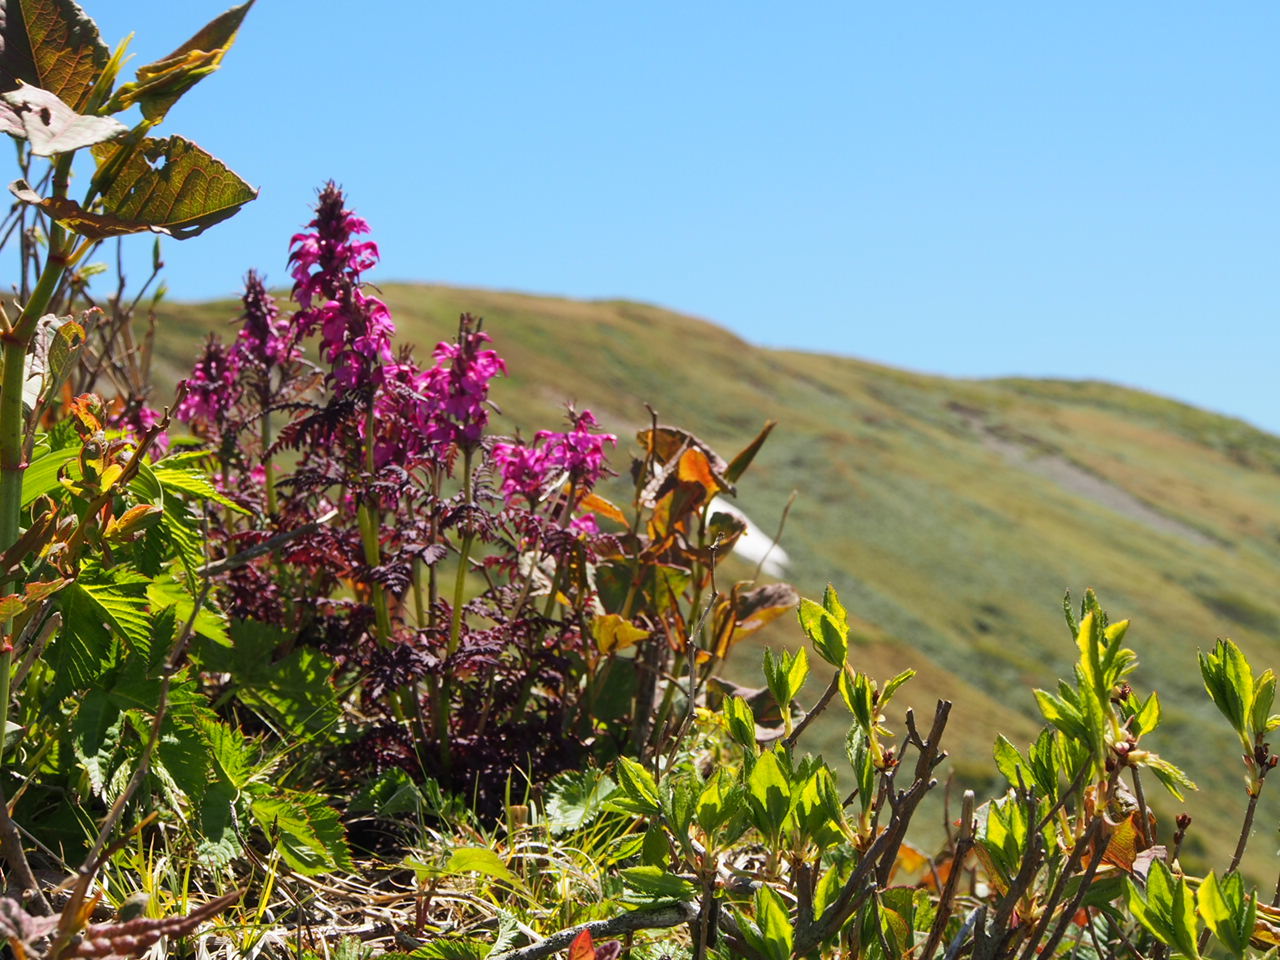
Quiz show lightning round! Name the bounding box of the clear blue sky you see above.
[88,3,1279,432]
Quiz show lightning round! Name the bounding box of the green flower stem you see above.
[438,450,476,771]
[447,534,473,659]
[0,217,72,773]
[540,481,577,620]
[359,403,392,645]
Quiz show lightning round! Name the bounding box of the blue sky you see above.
[87,3,1279,431]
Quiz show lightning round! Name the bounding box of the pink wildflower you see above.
[570,513,600,535]
[109,402,169,458]
[235,270,296,369]
[288,183,394,394]
[491,409,615,506]
[492,440,549,504]
[429,316,506,450]
[176,334,240,426]
[539,410,616,487]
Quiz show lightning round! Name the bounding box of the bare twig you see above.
[782,666,842,751]
[919,791,976,960]
[748,489,795,584]
[0,782,50,914]
[1228,761,1271,875]
[199,507,339,577]
[797,700,951,954]
[1031,830,1108,960]
[1016,816,1105,960]
[472,902,698,960]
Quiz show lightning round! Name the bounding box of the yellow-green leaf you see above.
[108,2,253,121]
[77,135,257,239]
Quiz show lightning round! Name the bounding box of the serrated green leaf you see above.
[70,688,120,797]
[65,568,151,651]
[993,735,1027,789]
[619,865,696,901]
[411,941,489,960]
[250,791,353,876]
[845,725,874,815]
[151,715,211,811]
[152,464,249,513]
[798,597,847,667]
[613,756,661,815]
[753,884,793,960]
[747,748,791,835]
[1135,691,1161,736]
[1145,755,1197,801]
[1252,671,1276,740]
[74,135,257,240]
[822,583,847,627]
[880,668,915,703]
[724,694,756,748]
[195,777,241,868]
[841,670,874,732]
[786,646,809,703]
[542,768,616,834]
[200,716,253,790]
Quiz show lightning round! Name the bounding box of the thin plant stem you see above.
[358,402,392,644]
[438,448,477,770]
[1229,762,1270,875]
[261,406,278,516]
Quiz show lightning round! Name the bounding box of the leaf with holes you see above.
[0,82,123,154]
[9,136,257,239]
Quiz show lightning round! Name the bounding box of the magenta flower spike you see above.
[288,182,395,395]
[235,269,295,369]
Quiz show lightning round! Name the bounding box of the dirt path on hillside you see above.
[950,404,1223,550]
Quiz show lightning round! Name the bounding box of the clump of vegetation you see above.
[1,3,1280,960]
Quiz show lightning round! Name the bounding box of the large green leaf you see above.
[93,136,256,238]
[108,2,253,122]
[147,575,228,646]
[0,0,108,113]
[195,777,241,868]
[153,463,249,513]
[21,446,79,505]
[70,687,121,797]
[50,578,120,695]
[443,847,521,886]
[144,712,211,812]
[64,565,151,652]
[619,865,697,902]
[11,135,258,240]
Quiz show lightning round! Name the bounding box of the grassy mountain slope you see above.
[154,283,1280,875]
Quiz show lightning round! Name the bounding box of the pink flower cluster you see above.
[175,334,240,426]
[288,182,394,393]
[237,270,296,369]
[429,321,507,449]
[369,320,506,468]
[109,402,169,458]
[492,410,616,505]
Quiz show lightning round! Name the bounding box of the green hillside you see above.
[154,283,1280,876]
